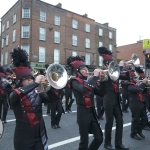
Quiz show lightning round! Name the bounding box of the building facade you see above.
[117,41,144,66]
[0,0,116,72]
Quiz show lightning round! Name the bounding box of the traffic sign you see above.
[143,39,150,49]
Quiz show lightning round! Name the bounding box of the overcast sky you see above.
[0,0,150,46]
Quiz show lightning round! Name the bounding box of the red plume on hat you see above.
[67,56,86,73]
[10,47,33,80]
[0,66,5,77]
[135,66,146,80]
[97,47,113,65]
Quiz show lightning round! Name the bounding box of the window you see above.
[85,24,90,32]
[13,29,16,42]
[54,49,60,64]
[72,19,78,29]
[85,38,90,48]
[1,38,4,48]
[2,24,5,32]
[99,56,103,66]
[6,34,9,46]
[99,41,103,47]
[40,11,46,22]
[22,8,30,18]
[54,16,60,26]
[85,53,90,65]
[5,51,8,65]
[6,20,9,29]
[109,44,112,51]
[39,47,45,62]
[54,31,60,43]
[72,51,77,56]
[72,35,77,46]
[39,27,46,41]
[1,54,3,66]
[13,14,16,24]
[99,28,103,36]
[21,45,30,55]
[109,32,113,39]
[22,25,30,38]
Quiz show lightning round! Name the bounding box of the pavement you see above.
[0,102,150,150]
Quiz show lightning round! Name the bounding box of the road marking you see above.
[48,122,131,149]
[7,111,77,123]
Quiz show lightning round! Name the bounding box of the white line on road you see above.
[48,122,131,149]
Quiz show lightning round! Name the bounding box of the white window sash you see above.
[13,14,16,23]
[22,25,30,38]
[39,28,46,40]
[99,42,103,47]
[72,20,78,29]
[72,35,77,46]
[13,30,16,42]
[85,24,90,32]
[22,8,30,18]
[85,54,90,65]
[99,29,103,36]
[6,35,9,46]
[1,54,3,66]
[54,16,60,25]
[54,31,60,43]
[39,47,45,62]
[72,51,77,56]
[40,11,46,22]
[5,52,8,65]
[6,21,9,29]
[54,49,60,64]
[86,38,90,48]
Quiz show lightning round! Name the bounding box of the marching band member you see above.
[127,69,148,140]
[65,75,75,112]
[46,87,65,129]
[135,67,150,131]
[98,47,130,150]
[9,47,50,150]
[0,66,11,123]
[67,55,107,150]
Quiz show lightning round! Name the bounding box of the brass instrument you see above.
[87,61,120,81]
[37,63,68,92]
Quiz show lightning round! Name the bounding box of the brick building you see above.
[117,41,144,66]
[0,0,116,72]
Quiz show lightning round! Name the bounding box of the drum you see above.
[0,119,4,139]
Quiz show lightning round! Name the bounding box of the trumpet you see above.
[87,61,120,81]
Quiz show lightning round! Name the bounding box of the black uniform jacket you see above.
[127,82,147,102]
[9,82,50,149]
[103,71,130,106]
[71,76,107,123]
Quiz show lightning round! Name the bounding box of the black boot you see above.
[138,132,145,138]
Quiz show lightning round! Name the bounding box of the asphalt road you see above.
[0,102,150,150]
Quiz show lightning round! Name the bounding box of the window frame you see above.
[72,19,78,29]
[72,35,78,46]
[5,51,8,65]
[39,46,46,62]
[6,20,9,29]
[13,29,16,42]
[13,14,16,24]
[109,44,113,52]
[22,25,30,38]
[40,11,46,22]
[99,28,103,36]
[54,16,60,26]
[39,27,46,41]
[54,49,60,64]
[99,41,103,47]
[109,31,113,39]
[85,24,90,32]
[72,51,77,56]
[85,38,90,48]
[22,8,30,18]
[85,53,90,65]
[54,31,60,43]
[6,34,9,46]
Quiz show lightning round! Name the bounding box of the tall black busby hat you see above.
[5,68,13,76]
[10,47,33,80]
[98,47,113,65]
[67,56,86,73]
[135,66,146,80]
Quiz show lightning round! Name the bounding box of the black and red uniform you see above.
[65,79,74,112]
[46,87,64,128]
[127,81,147,137]
[71,76,107,150]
